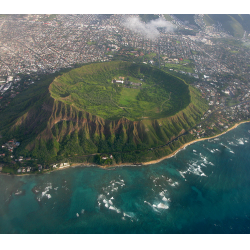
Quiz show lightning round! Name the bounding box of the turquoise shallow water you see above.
[1,123,250,233]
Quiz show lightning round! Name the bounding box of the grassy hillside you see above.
[0,61,208,167]
[204,14,250,38]
[171,14,250,38]
[173,14,197,27]
[213,14,244,37]
[139,14,159,23]
[50,61,191,121]
[163,15,173,21]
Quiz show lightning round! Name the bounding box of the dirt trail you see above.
[160,92,171,112]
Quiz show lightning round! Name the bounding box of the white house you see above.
[59,163,70,168]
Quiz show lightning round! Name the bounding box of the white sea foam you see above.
[98,193,121,213]
[180,152,215,178]
[144,198,170,212]
[122,212,138,222]
[200,155,208,163]
[152,177,160,183]
[169,181,179,187]
[40,183,53,199]
[156,203,169,209]
[159,190,167,197]
[81,209,85,214]
[162,196,169,201]
[187,162,207,177]
[237,138,244,145]
[15,190,23,195]
[111,187,118,192]
[178,170,187,179]
[166,177,179,187]
[103,199,108,204]
[159,188,171,202]
[208,148,215,153]
[144,200,151,206]
[46,194,52,199]
[109,206,121,213]
[123,212,136,219]
[223,144,233,152]
[98,194,105,200]
[159,190,169,202]
[152,207,160,213]
[144,200,159,212]
[103,179,125,195]
[151,176,162,187]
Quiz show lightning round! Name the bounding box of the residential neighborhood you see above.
[0,14,249,78]
[1,14,250,174]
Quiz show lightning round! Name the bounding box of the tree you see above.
[98,140,110,153]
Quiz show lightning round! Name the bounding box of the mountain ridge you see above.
[100,14,250,38]
[170,14,250,38]
[0,62,208,166]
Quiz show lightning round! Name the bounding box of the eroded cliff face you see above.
[31,96,147,150]
[4,62,207,162]
[10,89,203,155]
[0,61,208,164]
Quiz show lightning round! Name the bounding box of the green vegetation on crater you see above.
[0,61,208,171]
[50,61,191,121]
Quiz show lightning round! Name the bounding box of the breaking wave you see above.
[37,183,53,200]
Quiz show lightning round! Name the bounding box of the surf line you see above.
[2,121,249,175]
[142,120,250,166]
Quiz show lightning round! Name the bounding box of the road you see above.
[65,97,250,164]
[196,99,250,128]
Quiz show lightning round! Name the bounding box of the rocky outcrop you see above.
[10,90,204,153]
[2,62,208,162]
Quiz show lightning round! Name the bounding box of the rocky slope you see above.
[0,63,208,164]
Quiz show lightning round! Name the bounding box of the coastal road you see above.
[66,98,250,164]
[66,130,189,163]
[196,99,250,128]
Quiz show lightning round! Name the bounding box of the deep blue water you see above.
[1,123,250,234]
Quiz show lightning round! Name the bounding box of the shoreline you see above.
[141,120,250,166]
[44,120,250,169]
[1,120,249,175]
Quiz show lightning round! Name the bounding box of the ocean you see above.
[1,122,250,234]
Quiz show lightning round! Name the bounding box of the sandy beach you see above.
[48,122,250,170]
[1,120,249,175]
[141,120,250,166]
